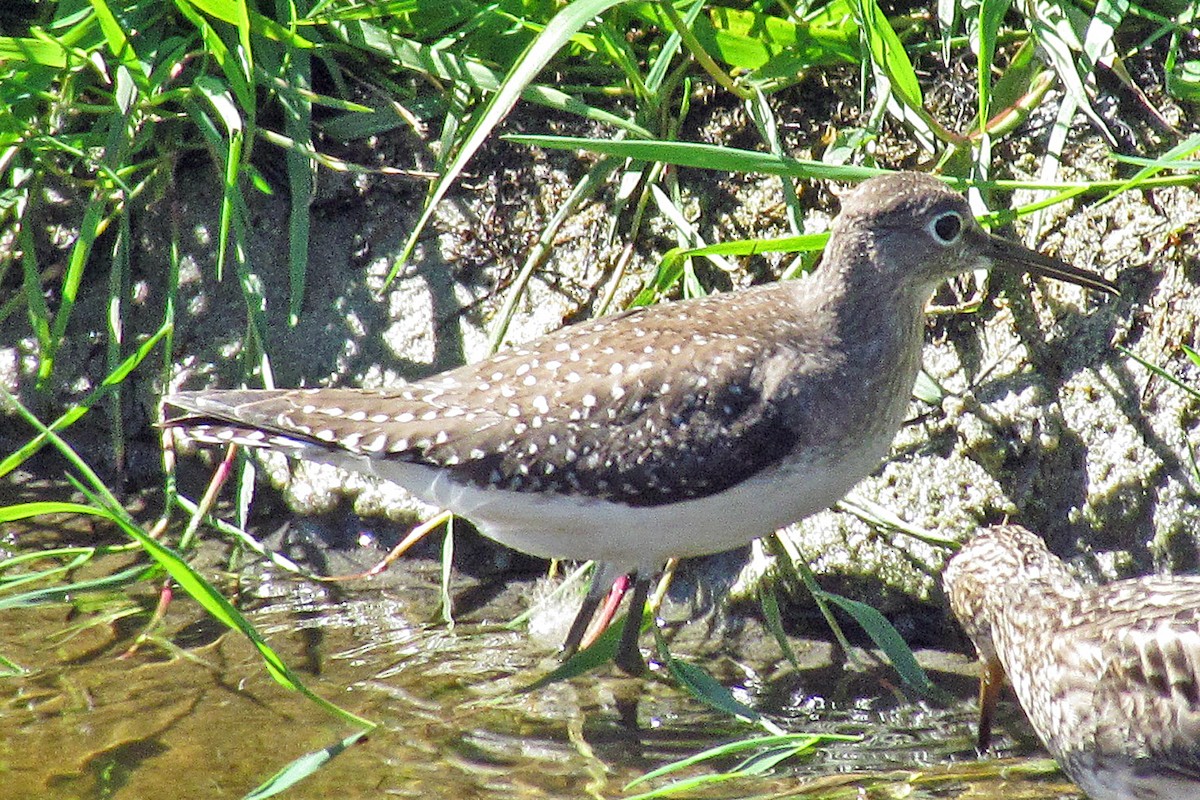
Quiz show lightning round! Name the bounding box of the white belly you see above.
[305,437,888,572]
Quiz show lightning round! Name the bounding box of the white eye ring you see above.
[928,211,964,245]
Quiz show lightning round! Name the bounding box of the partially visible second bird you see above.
[944,524,1200,800]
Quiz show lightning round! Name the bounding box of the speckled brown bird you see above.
[944,524,1200,800]
[163,173,1117,674]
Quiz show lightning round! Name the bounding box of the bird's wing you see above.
[1086,579,1200,779]
[165,283,848,506]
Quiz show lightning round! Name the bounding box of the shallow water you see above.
[0,513,1085,800]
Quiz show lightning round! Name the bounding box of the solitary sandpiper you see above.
[163,172,1118,674]
[944,525,1200,800]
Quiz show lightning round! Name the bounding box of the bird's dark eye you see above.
[929,211,963,244]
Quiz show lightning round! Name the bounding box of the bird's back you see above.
[1001,576,1200,800]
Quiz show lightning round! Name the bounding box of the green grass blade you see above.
[282,51,315,326]
[1121,345,1200,401]
[1100,131,1200,205]
[0,563,158,610]
[41,107,135,385]
[626,731,862,796]
[17,220,53,365]
[1167,28,1200,100]
[975,0,1014,125]
[1023,0,1120,146]
[171,494,311,576]
[815,589,949,700]
[631,734,819,784]
[175,0,255,116]
[0,655,27,677]
[506,134,885,180]
[193,74,246,281]
[0,500,112,524]
[385,0,635,283]
[521,606,650,689]
[936,0,956,61]
[836,494,959,547]
[747,88,803,235]
[439,517,455,625]
[855,0,922,110]
[979,38,1049,138]
[757,582,801,670]
[0,321,171,480]
[631,232,828,305]
[241,729,370,800]
[0,35,72,67]
[90,0,149,92]
[654,628,772,727]
[4,391,375,731]
[107,211,131,471]
[767,534,874,675]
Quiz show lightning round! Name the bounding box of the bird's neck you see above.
[812,236,932,385]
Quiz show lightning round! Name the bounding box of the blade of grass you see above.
[40,104,135,385]
[628,733,861,788]
[816,590,948,699]
[0,35,73,68]
[631,232,828,306]
[175,0,256,118]
[3,389,376,731]
[1023,0,1121,147]
[106,208,132,471]
[836,494,960,547]
[384,0,638,285]
[654,627,780,730]
[438,516,455,626]
[1099,131,1200,204]
[17,213,53,365]
[505,135,885,181]
[241,728,370,800]
[1167,27,1200,101]
[191,74,246,282]
[0,321,171,480]
[757,582,801,670]
[521,605,651,690]
[0,563,158,610]
[655,0,749,99]
[282,48,315,326]
[1121,345,1200,401]
[975,0,1014,128]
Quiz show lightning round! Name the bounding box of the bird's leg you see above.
[613,571,653,675]
[976,655,1006,751]
[580,573,631,650]
[561,561,626,659]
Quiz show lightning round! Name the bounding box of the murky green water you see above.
[0,512,1085,800]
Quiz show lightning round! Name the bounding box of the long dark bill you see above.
[973,229,1121,297]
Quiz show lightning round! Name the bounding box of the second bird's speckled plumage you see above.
[944,525,1200,800]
